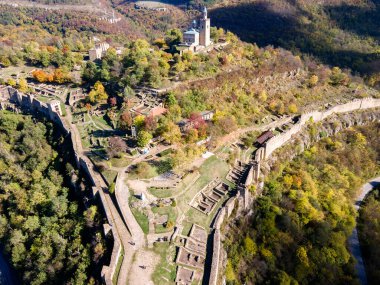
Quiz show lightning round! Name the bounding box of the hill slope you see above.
[208,0,379,77]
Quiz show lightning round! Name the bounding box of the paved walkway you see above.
[115,171,145,247]
[349,176,380,285]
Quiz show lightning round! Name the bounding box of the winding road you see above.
[349,176,380,285]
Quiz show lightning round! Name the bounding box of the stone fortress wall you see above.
[264,98,380,159]
[207,96,380,285]
[0,86,121,285]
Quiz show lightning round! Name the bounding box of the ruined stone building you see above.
[89,42,110,61]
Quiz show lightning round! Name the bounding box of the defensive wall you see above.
[264,109,380,173]
[207,196,237,285]
[208,97,380,285]
[0,86,121,285]
[264,98,380,159]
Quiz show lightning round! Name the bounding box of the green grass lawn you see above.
[131,208,149,235]
[181,221,193,236]
[35,95,49,103]
[101,169,118,185]
[152,206,177,234]
[60,102,67,116]
[177,155,231,230]
[110,156,131,168]
[112,245,124,285]
[151,243,176,285]
[0,65,35,79]
[92,114,112,130]
[77,125,91,149]
[148,187,174,198]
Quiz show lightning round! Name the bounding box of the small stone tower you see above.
[199,6,211,47]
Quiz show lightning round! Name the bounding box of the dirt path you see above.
[127,250,160,285]
[349,176,380,285]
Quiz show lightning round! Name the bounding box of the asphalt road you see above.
[0,250,16,285]
[348,176,380,285]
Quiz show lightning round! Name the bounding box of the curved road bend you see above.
[349,176,380,285]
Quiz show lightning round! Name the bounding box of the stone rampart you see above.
[208,229,221,285]
[207,196,237,284]
[225,197,236,218]
[360,97,380,109]
[101,226,122,285]
[212,208,225,230]
[264,123,302,158]
[209,97,380,285]
[2,86,70,135]
[0,86,121,285]
[265,98,380,159]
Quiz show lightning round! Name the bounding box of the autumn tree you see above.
[107,136,126,158]
[162,122,181,144]
[119,111,133,130]
[17,78,28,93]
[88,81,108,104]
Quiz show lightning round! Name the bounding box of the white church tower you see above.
[199,6,211,47]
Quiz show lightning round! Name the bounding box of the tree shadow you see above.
[369,181,380,188]
[325,2,380,39]
[209,1,380,74]
[91,129,125,138]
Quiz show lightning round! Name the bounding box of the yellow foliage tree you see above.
[88,81,108,104]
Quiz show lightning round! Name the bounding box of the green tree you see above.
[137,130,152,147]
[244,236,257,256]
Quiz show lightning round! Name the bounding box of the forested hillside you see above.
[209,0,379,79]
[224,123,380,284]
[0,111,104,285]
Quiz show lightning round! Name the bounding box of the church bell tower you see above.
[199,6,211,47]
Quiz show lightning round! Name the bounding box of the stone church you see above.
[179,7,212,53]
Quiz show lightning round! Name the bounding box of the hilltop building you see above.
[99,10,121,24]
[179,7,212,53]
